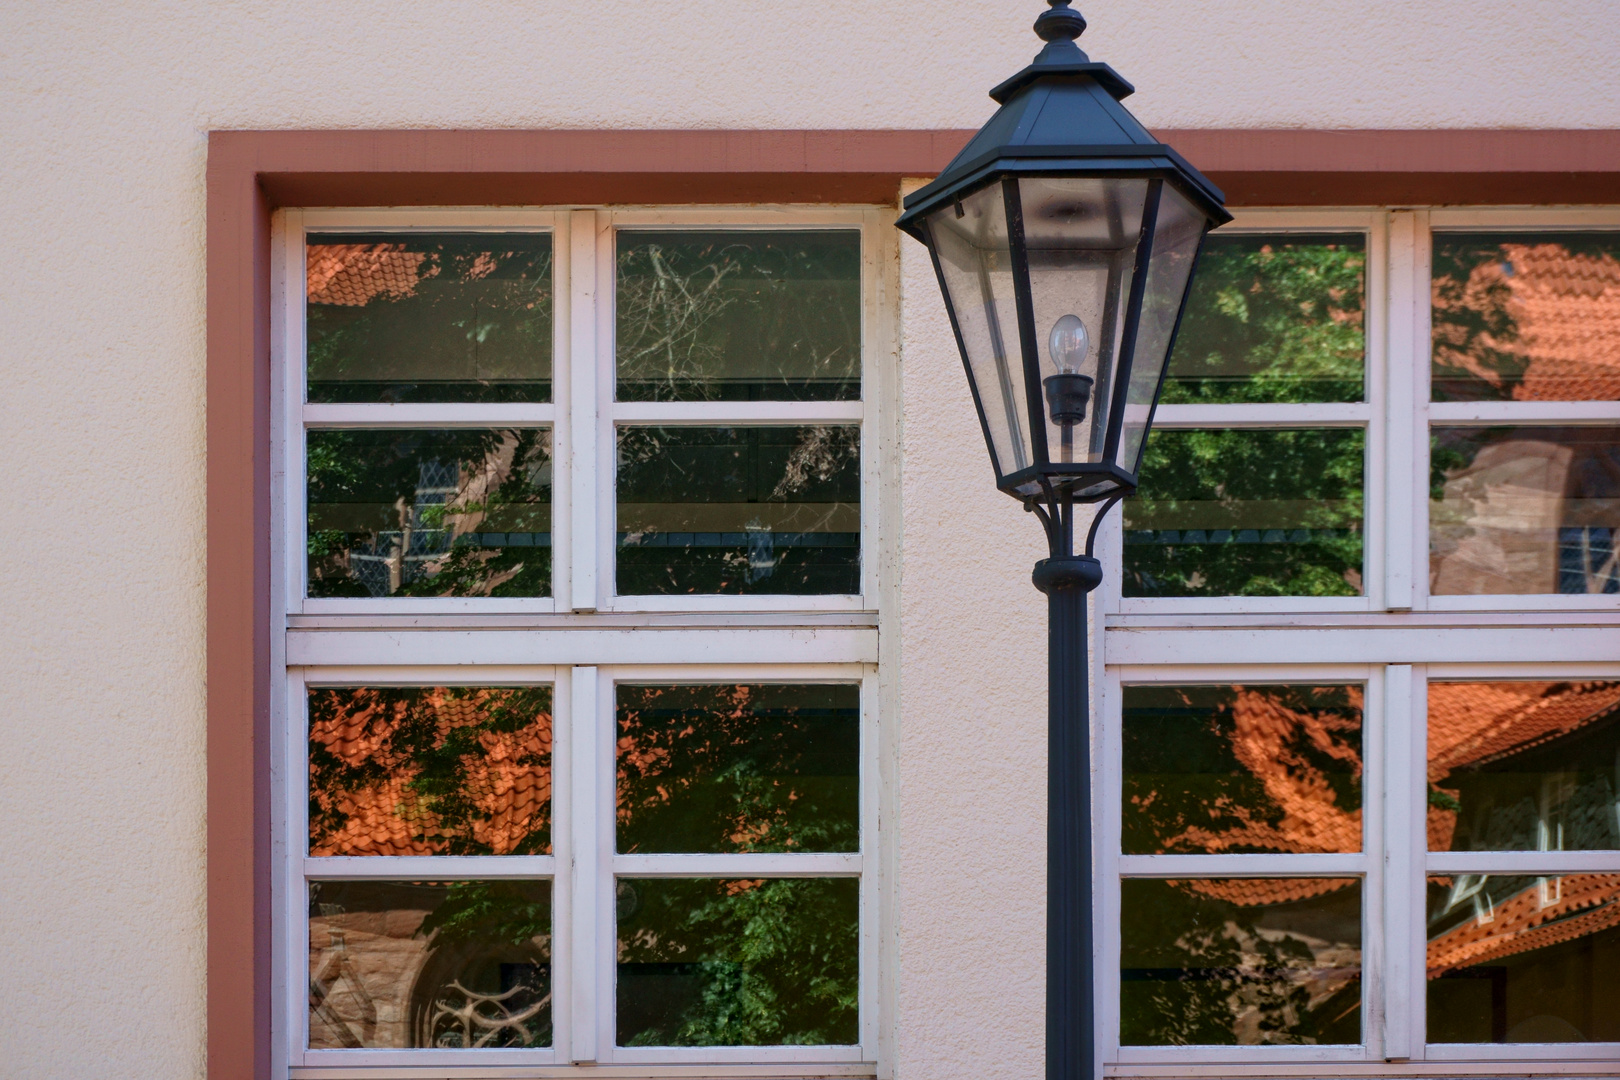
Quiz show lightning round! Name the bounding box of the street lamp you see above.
[895,4,1230,1080]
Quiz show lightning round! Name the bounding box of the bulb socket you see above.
[1044,372,1094,425]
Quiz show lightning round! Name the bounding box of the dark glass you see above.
[308,686,552,857]
[1161,233,1365,405]
[1122,685,1363,855]
[309,880,551,1049]
[1432,232,1620,402]
[615,231,860,402]
[616,684,858,854]
[1124,428,1365,597]
[1121,878,1361,1046]
[1430,426,1620,595]
[616,426,860,595]
[307,428,551,598]
[615,877,857,1046]
[306,233,552,403]
[1427,681,1620,852]
[1427,874,1620,1042]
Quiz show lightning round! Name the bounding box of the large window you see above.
[1100,209,1620,1070]
[274,209,890,1072]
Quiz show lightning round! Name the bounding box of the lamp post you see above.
[895,5,1230,1080]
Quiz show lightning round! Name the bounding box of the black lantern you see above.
[896,6,1228,1080]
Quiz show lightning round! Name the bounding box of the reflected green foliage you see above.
[1122,685,1362,855]
[1120,879,1361,1046]
[617,684,858,854]
[307,234,552,403]
[307,428,551,598]
[1124,428,1364,597]
[307,686,552,856]
[616,232,860,402]
[617,878,858,1046]
[1160,234,1365,404]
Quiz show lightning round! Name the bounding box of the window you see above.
[273,208,891,1073]
[1099,209,1620,1070]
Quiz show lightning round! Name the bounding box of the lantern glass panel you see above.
[1119,184,1208,476]
[927,183,1033,484]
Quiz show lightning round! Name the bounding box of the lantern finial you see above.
[1033,0,1088,63]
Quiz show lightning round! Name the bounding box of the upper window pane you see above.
[306,233,553,403]
[1432,231,1620,402]
[1427,680,1620,852]
[1159,233,1365,404]
[615,231,861,401]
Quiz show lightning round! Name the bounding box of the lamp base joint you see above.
[1032,555,1103,595]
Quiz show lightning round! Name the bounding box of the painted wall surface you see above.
[1,2,1617,1078]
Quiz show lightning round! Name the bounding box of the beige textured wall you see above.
[1,2,1617,1078]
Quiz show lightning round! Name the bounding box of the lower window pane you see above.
[1120,878,1362,1046]
[1428,874,1620,1043]
[1431,426,1620,595]
[616,877,858,1046]
[1124,428,1365,598]
[308,880,552,1049]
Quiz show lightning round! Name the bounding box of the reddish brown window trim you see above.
[206,126,1620,1080]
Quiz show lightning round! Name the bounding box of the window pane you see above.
[617,426,860,595]
[1432,232,1620,402]
[1430,426,1620,595]
[1124,428,1365,597]
[309,880,551,1049]
[1120,878,1361,1046]
[1122,685,1363,855]
[1159,233,1365,405]
[616,684,858,854]
[1427,874,1620,1042]
[616,231,861,402]
[307,234,552,403]
[307,428,552,598]
[1427,681,1620,852]
[308,686,552,856]
[616,877,857,1046]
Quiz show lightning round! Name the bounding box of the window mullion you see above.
[568,209,601,612]
[1385,211,1423,612]
[1382,663,1425,1061]
[568,664,603,1063]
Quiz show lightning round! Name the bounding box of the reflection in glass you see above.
[1120,878,1361,1046]
[1124,428,1365,597]
[1432,232,1620,402]
[1426,681,1620,852]
[1122,685,1362,855]
[616,684,858,854]
[1161,233,1365,405]
[306,234,552,403]
[616,231,860,402]
[308,880,551,1049]
[1427,874,1620,1042]
[308,686,552,857]
[616,426,860,595]
[307,428,551,598]
[616,877,857,1046]
[1430,426,1620,595]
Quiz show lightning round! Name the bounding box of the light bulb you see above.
[1048,313,1090,375]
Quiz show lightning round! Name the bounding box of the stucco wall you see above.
[2,2,1618,1078]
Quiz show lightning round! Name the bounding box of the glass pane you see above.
[307,428,552,598]
[1122,684,1363,855]
[615,231,860,402]
[309,880,551,1049]
[1430,426,1620,595]
[1161,233,1365,405]
[307,234,552,403]
[308,686,552,856]
[1427,874,1620,1042]
[1120,878,1361,1046]
[1432,232,1620,402]
[617,684,858,854]
[1427,681,1620,852]
[1124,428,1365,597]
[616,426,859,595]
[616,877,857,1046]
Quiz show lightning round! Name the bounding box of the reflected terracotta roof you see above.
[1427,873,1620,977]
[307,243,428,307]
[309,690,551,857]
[1184,877,1357,907]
